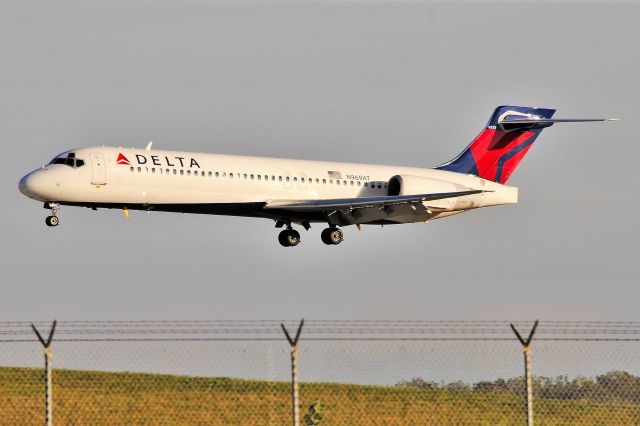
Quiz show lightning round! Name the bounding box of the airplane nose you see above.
[18,174,32,196]
[19,171,53,201]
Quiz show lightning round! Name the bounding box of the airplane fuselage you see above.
[19,146,518,227]
[23,104,606,246]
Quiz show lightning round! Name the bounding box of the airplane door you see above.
[90,153,107,185]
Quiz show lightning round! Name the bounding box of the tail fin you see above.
[436,105,615,184]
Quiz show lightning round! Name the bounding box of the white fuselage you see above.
[19,146,517,225]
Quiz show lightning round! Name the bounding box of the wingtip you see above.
[606,118,620,122]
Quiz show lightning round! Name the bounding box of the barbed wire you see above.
[3,337,640,343]
[1,320,640,342]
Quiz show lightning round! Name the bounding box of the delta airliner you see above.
[19,106,614,246]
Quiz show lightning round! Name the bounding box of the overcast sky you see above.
[1,1,638,322]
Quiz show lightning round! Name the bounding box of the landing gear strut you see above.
[278,228,301,247]
[321,227,343,245]
[45,203,60,227]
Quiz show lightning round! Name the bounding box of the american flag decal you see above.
[327,170,342,179]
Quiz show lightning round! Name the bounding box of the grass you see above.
[1,366,639,425]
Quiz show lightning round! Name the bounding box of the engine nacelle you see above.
[387,174,463,196]
[387,174,481,210]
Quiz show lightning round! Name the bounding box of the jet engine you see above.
[387,174,481,210]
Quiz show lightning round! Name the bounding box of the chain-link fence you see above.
[1,320,639,425]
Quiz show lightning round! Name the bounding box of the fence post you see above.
[281,319,304,426]
[31,320,57,426]
[510,320,538,426]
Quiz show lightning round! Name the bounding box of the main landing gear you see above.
[278,228,301,247]
[321,227,343,245]
[275,221,343,247]
[45,202,60,227]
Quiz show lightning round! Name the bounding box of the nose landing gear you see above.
[45,202,60,227]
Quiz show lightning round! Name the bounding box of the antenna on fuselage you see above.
[145,141,153,152]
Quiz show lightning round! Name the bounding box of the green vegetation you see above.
[1,366,639,425]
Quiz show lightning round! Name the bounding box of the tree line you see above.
[398,371,640,404]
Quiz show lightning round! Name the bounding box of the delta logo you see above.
[116,152,201,168]
[116,153,131,165]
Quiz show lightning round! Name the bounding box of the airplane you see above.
[18,105,615,247]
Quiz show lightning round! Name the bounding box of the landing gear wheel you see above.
[321,228,343,245]
[45,215,59,227]
[278,229,301,247]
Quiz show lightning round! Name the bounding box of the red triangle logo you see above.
[116,153,130,165]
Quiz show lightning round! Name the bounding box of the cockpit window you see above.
[49,152,85,168]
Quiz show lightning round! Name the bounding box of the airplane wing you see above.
[264,189,485,225]
[265,190,484,212]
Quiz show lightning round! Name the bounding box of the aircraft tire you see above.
[321,228,333,245]
[278,230,300,247]
[45,215,59,227]
[321,228,343,245]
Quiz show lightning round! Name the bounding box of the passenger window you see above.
[350,181,354,186]
[152,168,156,173]
[329,179,333,184]
[378,184,382,189]
[357,181,361,186]
[173,169,177,175]
[180,170,184,175]
[215,172,219,177]
[137,167,142,172]
[187,170,191,176]
[343,181,347,186]
[301,177,305,183]
[258,175,262,181]
[130,167,134,172]
[323,179,326,184]
[279,176,283,182]
[286,177,290,182]
[294,177,298,182]
[230,173,234,179]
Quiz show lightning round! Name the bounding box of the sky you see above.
[1,1,638,323]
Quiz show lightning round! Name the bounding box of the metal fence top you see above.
[2,320,640,343]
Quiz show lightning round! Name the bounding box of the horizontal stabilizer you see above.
[498,113,618,131]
